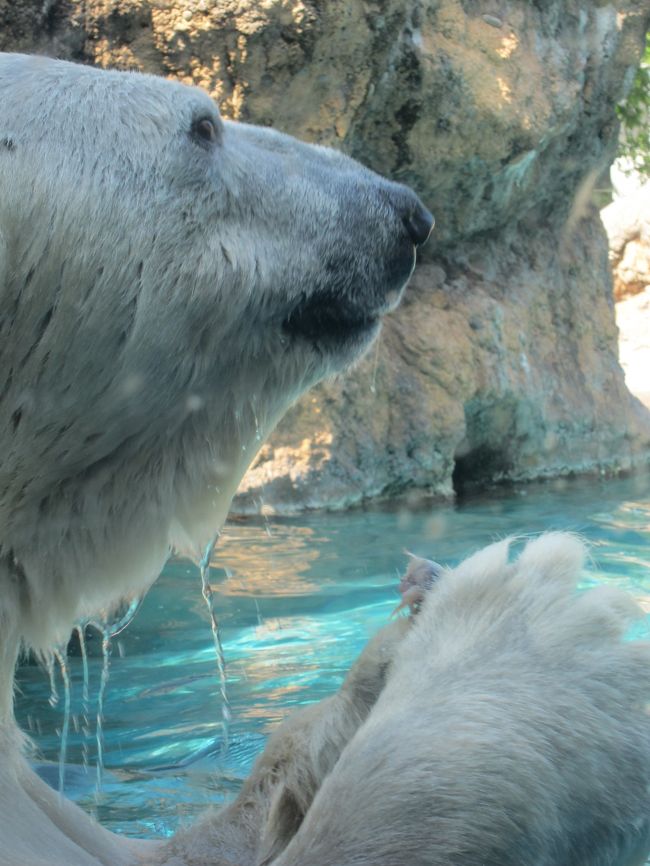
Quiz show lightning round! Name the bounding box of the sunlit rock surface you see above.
[617,287,650,411]
[602,169,650,412]
[602,171,650,300]
[3,0,649,510]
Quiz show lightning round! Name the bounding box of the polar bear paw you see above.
[393,553,443,616]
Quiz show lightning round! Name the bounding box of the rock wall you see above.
[2,0,649,510]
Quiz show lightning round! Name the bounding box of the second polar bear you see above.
[157,534,650,866]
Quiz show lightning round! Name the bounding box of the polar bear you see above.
[0,51,432,865]
[155,535,650,866]
[266,534,650,866]
[169,535,650,866]
[0,53,432,657]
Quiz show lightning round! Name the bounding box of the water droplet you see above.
[186,393,204,413]
[45,654,59,708]
[369,337,381,395]
[121,372,144,397]
[101,592,148,638]
[199,536,231,757]
[76,624,90,773]
[53,648,71,795]
[94,625,112,794]
[259,496,273,537]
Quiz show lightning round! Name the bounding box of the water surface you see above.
[14,473,650,839]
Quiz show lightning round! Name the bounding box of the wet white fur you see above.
[91,534,650,866]
[156,619,410,866]
[0,54,413,659]
[0,52,419,866]
[267,534,650,866]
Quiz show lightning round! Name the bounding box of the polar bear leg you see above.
[0,718,158,866]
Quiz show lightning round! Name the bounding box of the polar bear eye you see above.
[191,116,219,147]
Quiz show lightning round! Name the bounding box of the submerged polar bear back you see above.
[0,53,431,657]
[272,533,650,866]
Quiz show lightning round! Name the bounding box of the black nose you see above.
[403,201,434,246]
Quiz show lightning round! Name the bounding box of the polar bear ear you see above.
[257,784,304,865]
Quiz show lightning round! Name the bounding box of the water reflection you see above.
[209,523,320,597]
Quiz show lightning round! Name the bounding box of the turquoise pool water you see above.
[14,473,650,839]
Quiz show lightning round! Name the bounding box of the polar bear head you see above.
[0,53,432,655]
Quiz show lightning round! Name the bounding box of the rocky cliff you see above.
[3,0,649,510]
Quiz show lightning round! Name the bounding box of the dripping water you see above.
[254,597,263,627]
[258,495,273,539]
[200,537,231,757]
[103,593,148,638]
[53,648,71,795]
[88,592,147,793]
[251,397,262,444]
[94,625,111,793]
[369,336,381,395]
[45,653,59,708]
[76,624,90,772]
[39,571,230,795]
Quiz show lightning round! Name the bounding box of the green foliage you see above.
[616,32,650,177]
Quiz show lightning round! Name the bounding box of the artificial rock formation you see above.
[3,0,649,510]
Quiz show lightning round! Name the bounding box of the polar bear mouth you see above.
[282,291,380,344]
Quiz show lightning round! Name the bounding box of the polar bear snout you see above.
[380,186,434,297]
[278,182,432,351]
[251,142,435,354]
[402,199,434,247]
